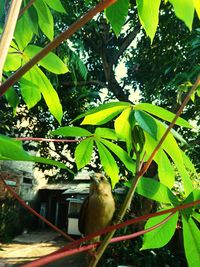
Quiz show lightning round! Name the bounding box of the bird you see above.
[78,173,115,243]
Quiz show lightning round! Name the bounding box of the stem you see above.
[18,0,35,18]
[0,0,116,96]
[21,211,177,267]
[139,74,200,178]
[16,137,81,143]
[89,151,141,267]
[0,0,23,84]
[0,174,75,242]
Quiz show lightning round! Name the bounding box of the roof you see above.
[39,182,90,194]
[62,183,90,194]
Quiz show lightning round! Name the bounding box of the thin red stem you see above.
[0,174,74,242]
[21,211,177,267]
[16,137,81,143]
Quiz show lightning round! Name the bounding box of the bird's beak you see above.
[90,176,100,184]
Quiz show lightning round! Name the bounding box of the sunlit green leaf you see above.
[75,138,94,169]
[192,212,200,223]
[3,46,22,72]
[182,216,200,267]
[115,107,132,153]
[105,0,129,36]
[44,0,66,13]
[24,45,69,74]
[0,134,67,170]
[73,102,130,123]
[193,0,200,19]
[100,138,136,173]
[14,12,33,49]
[95,128,117,140]
[20,77,41,109]
[136,0,161,42]
[136,177,179,204]
[51,126,92,137]
[169,0,194,30]
[81,103,129,125]
[134,103,192,128]
[95,140,119,187]
[34,67,63,123]
[181,151,197,174]
[141,211,178,250]
[34,0,54,40]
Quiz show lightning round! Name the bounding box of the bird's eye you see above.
[100,176,104,181]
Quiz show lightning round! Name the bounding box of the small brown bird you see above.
[78,173,115,242]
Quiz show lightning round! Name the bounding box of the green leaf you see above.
[141,211,178,250]
[14,12,33,49]
[156,121,194,195]
[0,134,67,169]
[192,212,200,223]
[182,216,200,267]
[181,151,197,174]
[75,138,94,169]
[105,0,129,37]
[143,132,175,188]
[33,66,63,123]
[134,103,192,128]
[169,0,195,30]
[73,102,130,123]
[81,103,130,125]
[136,177,179,204]
[5,87,19,110]
[24,45,69,74]
[31,156,70,171]
[182,189,200,216]
[136,0,161,42]
[20,77,41,109]
[95,128,118,140]
[33,0,54,40]
[100,138,136,173]
[135,110,158,139]
[193,0,200,19]
[27,6,39,35]
[44,0,66,13]
[95,140,119,187]
[3,46,22,72]
[51,126,92,137]
[115,107,132,153]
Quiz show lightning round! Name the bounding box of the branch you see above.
[0,0,117,96]
[61,79,107,89]
[111,26,140,66]
[0,0,23,84]
[21,200,200,267]
[18,0,35,18]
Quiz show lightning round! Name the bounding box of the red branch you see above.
[0,174,74,242]
[21,211,178,267]
[16,137,81,143]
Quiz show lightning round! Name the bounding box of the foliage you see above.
[0,1,200,266]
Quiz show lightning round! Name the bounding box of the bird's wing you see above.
[78,196,89,235]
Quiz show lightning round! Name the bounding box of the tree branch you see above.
[111,26,140,66]
[61,79,107,89]
[0,0,116,96]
